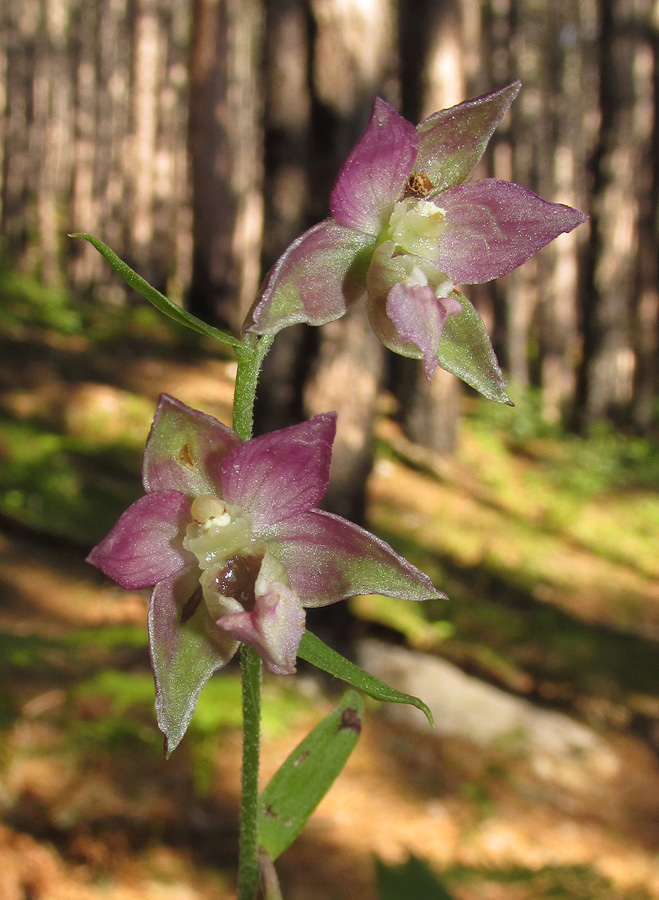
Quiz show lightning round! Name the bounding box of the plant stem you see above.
[238,644,263,900]
[233,333,274,441]
[233,333,273,900]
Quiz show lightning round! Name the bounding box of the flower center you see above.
[183,495,258,570]
[203,553,264,612]
[183,494,269,621]
[388,197,446,261]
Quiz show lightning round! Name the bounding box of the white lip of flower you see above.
[405,264,455,301]
[388,197,447,261]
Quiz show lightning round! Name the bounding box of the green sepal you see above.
[297,630,433,727]
[257,689,364,859]
[438,289,512,405]
[69,233,241,349]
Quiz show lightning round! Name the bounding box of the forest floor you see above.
[1,274,659,899]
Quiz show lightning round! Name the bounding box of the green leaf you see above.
[438,290,512,405]
[297,630,433,727]
[257,689,364,859]
[69,233,241,349]
[375,856,456,900]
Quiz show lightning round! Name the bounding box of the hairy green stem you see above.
[233,333,273,900]
[233,333,274,441]
[238,644,263,900]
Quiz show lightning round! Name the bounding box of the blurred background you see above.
[1,0,659,898]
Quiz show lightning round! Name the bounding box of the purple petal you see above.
[416,82,521,193]
[149,568,239,754]
[387,282,462,380]
[218,583,305,675]
[330,98,418,233]
[220,414,336,532]
[365,240,457,374]
[267,510,445,607]
[244,220,375,335]
[87,491,192,589]
[435,179,589,283]
[365,242,425,364]
[143,394,241,495]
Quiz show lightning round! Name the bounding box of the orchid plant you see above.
[76,82,587,900]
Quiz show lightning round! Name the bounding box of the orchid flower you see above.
[244,82,588,402]
[87,394,442,752]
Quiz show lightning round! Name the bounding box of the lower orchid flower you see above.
[244,82,588,403]
[88,394,443,752]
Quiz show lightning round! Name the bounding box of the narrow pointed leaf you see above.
[297,630,433,726]
[257,689,364,859]
[69,233,241,348]
[437,290,512,404]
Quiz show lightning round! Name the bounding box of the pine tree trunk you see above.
[537,0,586,423]
[188,0,264,332]
[253,0,314,436]
[631,0,659,433]
[575,0,638,429]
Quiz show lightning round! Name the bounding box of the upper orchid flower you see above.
[244,83,588,402]
[88,394,442,752]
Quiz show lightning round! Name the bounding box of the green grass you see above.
[445,862,653,899]
[367,392,659,721]
[375,856,653,900]
[0,409,143,544]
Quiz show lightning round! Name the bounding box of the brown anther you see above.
[405,171,434,197]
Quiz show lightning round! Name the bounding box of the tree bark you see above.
[188,0,264,332]
[631,0,659,432]
[575,0,638,430]
[253,0,314,436]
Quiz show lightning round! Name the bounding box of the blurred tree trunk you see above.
[631,0,659,432]
[537,1,587,424]
[479,0,521,384]
[253,0,314,436]
[1,0,191,300]
[188,0,264,332]
[394,0,465,455]
[575,0,638,430]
